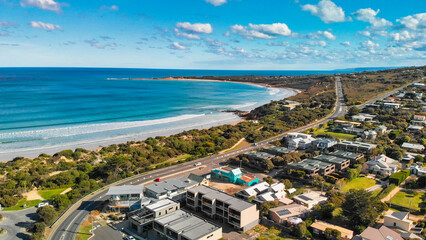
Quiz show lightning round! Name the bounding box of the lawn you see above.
[310,127,356,140]
[75,225,93,240]
[249,225,297,240]
[2,199,42,211]
[341,177,377,192]
[39,187,68,200]
[390,191,424,211]
[371,188,382,198]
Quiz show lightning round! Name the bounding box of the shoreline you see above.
[0,81,297,162]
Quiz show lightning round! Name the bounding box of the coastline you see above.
[0,80,298,162]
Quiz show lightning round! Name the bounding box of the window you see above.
[207,234,214,239]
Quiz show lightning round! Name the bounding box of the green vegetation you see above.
[389,170,410,185]
[75,225,92,240]
[341,177,376,192]
[376,184,396,200]
[252,225,298,240]
[310,125,356,140]
[38,187,68,200]
[390,191,423,211]
[2,199,42,211]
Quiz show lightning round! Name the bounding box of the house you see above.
[314,154,351,170]
[236,182,270,199]
[375,125,387,134]
[384,212,414,231]
[401,142,425,152]
[106,185,145,211]
[244,151,275,163]
[333,125,365,136]
[335,141,377,154]
[312,138,338,150]
[293,191,327,209]
[351,113,376,122]
[253,183,286,204]
[262,146,291,156]
[211,166,242,184]
[281,100,301,110]
[383,103,401,109]
[412,115,426,125]
[328,150,363,165]
[236,174,259,186]
[362,130,377,140]
[186,185,259,231]
[365,155,399,176]
[402,154,415,162]
[407,125,423,132]
[286,133,316,150]
[144,177,201,202]
[409,165,426,176]
[310,220,354,239]
[269,204,310,224]
[288,159,335,176]
[128,199,222,240]
[352,226,403,240]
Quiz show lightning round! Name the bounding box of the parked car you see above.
[154,178,161,182]
[123,236,135,240]
[37,202,49,208]
[194,162,202,166]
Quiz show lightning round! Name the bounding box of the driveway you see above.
[0,207,38,240]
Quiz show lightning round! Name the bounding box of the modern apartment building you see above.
[328,150,363,165]
[186,185,259,231]
[144,177,201,202]
[313,154,351,171]
[287,159,335,175]
[335,141,377,154]
[106,185,145,211]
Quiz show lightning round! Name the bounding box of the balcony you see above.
[228,212,241,220]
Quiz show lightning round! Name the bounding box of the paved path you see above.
[0,207,37,240]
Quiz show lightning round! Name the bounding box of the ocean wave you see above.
[228,102,258,110]
[0,114,205,140]
[268,88,280,95]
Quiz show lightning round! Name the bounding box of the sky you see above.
[0,0,425,70]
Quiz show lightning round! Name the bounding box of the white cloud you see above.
[359,40,379,52]
[353,8,392,28]
[100,5,119,11]
[30,21,62,31]
[320,30,336,40]
[303,40,327,46]
[175,22,213,34]
[397,13,426,30]
[248,23,291,36]
[110,5,118,11]
[174,29,201,40]
[340,41,351,47]
[20,0,62,13]
[85,39,117,49]
[291,30,336,40]
[205,0,227,6]
[267,41,290,47]
[301,0,347,23]
[168,42,187,50]
[230,24,275,39]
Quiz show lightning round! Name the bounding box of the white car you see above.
[194,162,202,166]
[37,202,49,208]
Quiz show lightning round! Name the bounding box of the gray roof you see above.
[288,159,333,171]
[401,142,425,150]
[314,155,349,164]
[189,185,255,212]
[338,141,377,148]
[145,177,198,195]
[245,151,275,159]
[146,199,178,212]
[106,185,144,196]
[264,146,290,153]
[329,150,362,160]
[390,211,409,220]
[188,173,206,183]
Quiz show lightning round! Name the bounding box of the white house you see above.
[286,133,315,150]
[409,165,426,176]
[375,125,387,134]
[362,130,377,140]
[384,212,414,231]
[401,142,425,152]
[365,155,399,176]
[352,113,376,122]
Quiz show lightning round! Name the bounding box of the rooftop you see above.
[270,203,309,218]
[288,159,333,171]
[401,142,425,150]
[314,155,349,164]
[238,174,258,183]
[106,185,144,196]
[293,191,327,204]
[245,151,275,159]
[264,146,290,154]
[146,199,178,212]
[338,141,377,148]
[310,221,353,237]
[354,226,403,240]
[386,211,409,221]
[145,177,198,195]
[329,150,362,160]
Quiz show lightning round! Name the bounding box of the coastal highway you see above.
[49,77,346,240]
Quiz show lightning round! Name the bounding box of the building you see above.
[401,142,425,152]
[311,138,337,150]
[236,174,259,186]
[286,133,315,150]
[314,154,351,170]
[383,103,401,109]
[236,182,270,199]
[362,130,377,140]
[129,199,222,240]
[384,212,414,231]
[288,159,335,175]
[186,185,259,231]
[333,125,365,135]
[352,226,403,240]
[351,113,376,122]
[293,191,327,209]
[407,125,423,132]
[412,115,426,125]
[244,151,275,162]
[106,185,145,211]
[188,173,210,186]
[409,165,426,176]
[281,100,301,111]
[310,220,354,239]
[211,166,242,184]
[262,146,291,156]
[335,141,377,154]
[375,125,387,134]
[253,183,286,204]
[144,177,201,202]
[365,155,399,176]
[328,150,363,165]
[269,204,310,224]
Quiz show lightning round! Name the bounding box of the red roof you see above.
[238,174,258,183]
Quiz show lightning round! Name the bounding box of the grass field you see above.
[75,225,92,240]
[371,188,382,198]
[390,191,424,211]
[39,187,68,200]
[2,199,42,211]
[250,225,297,240]
[310,127,356,140]
[341,177,377,192]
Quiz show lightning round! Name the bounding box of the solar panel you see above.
[298,195,312,201]
[276,209,291,216]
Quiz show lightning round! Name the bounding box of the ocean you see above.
[0,67,385,161]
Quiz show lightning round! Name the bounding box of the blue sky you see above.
[0,0,425,69]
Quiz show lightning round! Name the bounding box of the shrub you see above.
[389,170,410,185]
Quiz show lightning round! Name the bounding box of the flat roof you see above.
[310,221,353,236]
[338,141,377,148]
[288,159,333,171]
[293,191,327,204]
[146,199,178,212]
[245,151,275,159]
[314,155,349,164]
[402,142,425,150]
[238,174,258,183]
[145,178,198,195]
[106,185,144,196]
[329,150,362,160]
[264,146,290,153]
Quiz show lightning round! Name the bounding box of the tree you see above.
[348,106,360,116]
[51,194,71,211]
[263,176,274,185]
[281,179,293,189]
[414,155,424,163]
[325,228,342,240]
[32,222,46,233]
[293,221,308,238]
[259,200,279,216]
[37,206,58,225]
[341,189,387,229]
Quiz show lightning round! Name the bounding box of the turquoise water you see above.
[0,68,298,160]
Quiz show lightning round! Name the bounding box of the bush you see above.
[36,206,58,225]
[389,170,410,185]
[30,232,43,240]
[325,228,342,240]
[0,195,19,207]
[0,213,3,221]
[32,222,46,233]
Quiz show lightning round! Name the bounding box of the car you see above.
[37,202,49,208]
[194,162,201,166]
[123,236,135,240]
[154,178,161,182]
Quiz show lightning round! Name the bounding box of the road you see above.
[0,207,37,240]
[49,77,346,240]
